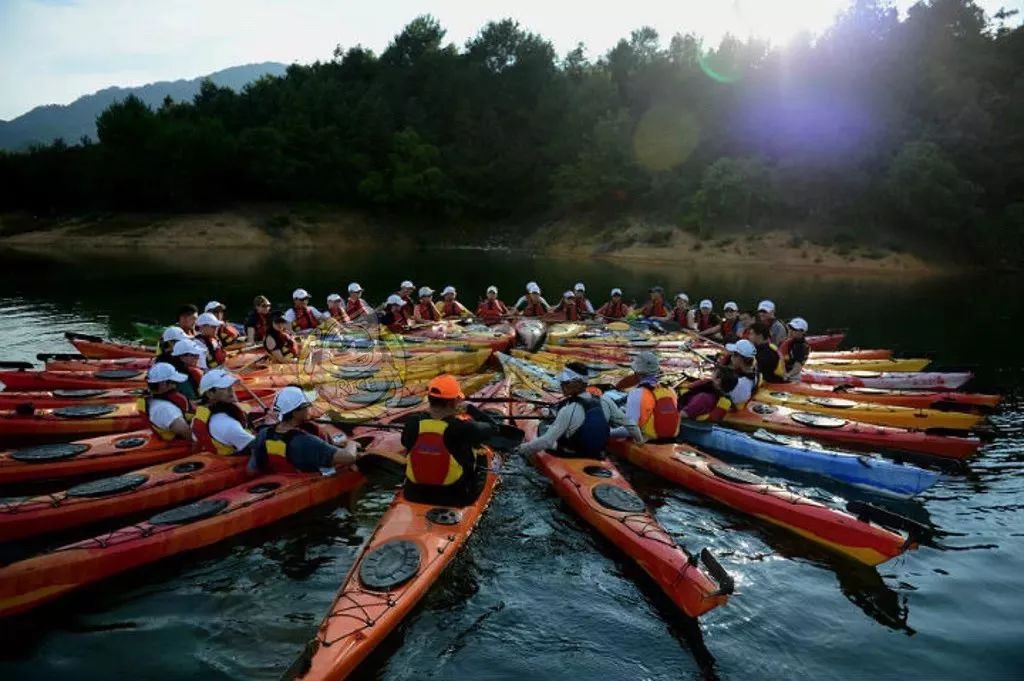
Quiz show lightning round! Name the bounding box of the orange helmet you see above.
[427,374,464,400]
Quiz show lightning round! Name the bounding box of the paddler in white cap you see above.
[476,285,509,324]
[595,288,631,321]
[514,282,551,317]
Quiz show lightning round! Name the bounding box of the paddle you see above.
[322,407,525,452]
[0,361,34,370]
[468,395,554,407]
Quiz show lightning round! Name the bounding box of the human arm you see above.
[606,394,644,443]
[515,403,578,456]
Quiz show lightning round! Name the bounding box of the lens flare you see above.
[633,105,701,172]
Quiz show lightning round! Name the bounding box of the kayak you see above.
[0,385,276,410]
[770,381,1001,412]
[0,401,148,441]
[0,466,365,618]
[806,333,845,351]
[66,332,153,359]
[724,402,981,460]
[606,438,918,566]
[801,370,972,391]
[804,358,931,373]
[0,430,190,485]
[514,319,547,352]
[546,322,588,341]
[290,446,500,680]
[809,349,893,360]
[754,390,983,431]
[0,367,149,391]
[0,426,402,543]
[677,422,940,499]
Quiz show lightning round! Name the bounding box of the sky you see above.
[1,0,1022,120]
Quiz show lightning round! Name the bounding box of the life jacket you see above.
[679,380,733,422]
[757,342,787,383]
[440,299,464,319]
[346,298,368,319]
[328,305,350,322]
[164,358,203,400]
[476,299,507,324]
[192,401,251,455]
[405,419,464,486]
[672,307,689,326]
[291,306,320,331]
[642,299,667,318]
[598,300,628,319]
[637,384,681,440]
[573,297,591,317]
[721,318,739,343]
[196,335,227,368]
[522,299,547,317]
[558,394,610,457]
[251,423,326,474]
[250,312,269,342]
[416,300,441,321]
[137,390,194,441]
[556,303,579,322]
[218,322,240,345]
[381,309,407,333]
[264,327,299,359]
[396,294,415,318]
[693,312,719,332]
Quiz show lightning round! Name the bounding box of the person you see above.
[690,299,720,333]
[640,286,672,321]
[547,291,581,322]
[325,293,350,322]
[514,363,642,458]
[138,362,194,441]
[514,282,551,317]
[169,339,206,398]
[192,369,256,456]
[175,304,199,337]
[345,283,374,322]
[748,321,787,383]
[623,351,681,442]
[595,288,631,321]
[159,325,190,356]
[395,280,417,318]
[780,317,810,381]
[401,374,497,506]
[249,386,360,474]
[736,309,755,340]
[757,300,787,345]
[245,296,272,344]
[572,282,595,318]
[720,338,759,407]
[701,301,740,343]
[194,312,227,369]
[264,312,301,363]
[476,285,508,324]
[379,294,411,333]
[678,367,738,422]
[437,286,471,319]
[414,287,442,323]
[670,293,691,327]
[205,301,242,346]
[284,288,324,332]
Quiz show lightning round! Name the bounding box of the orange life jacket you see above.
[476,299,508,324]
[638,384,681,439]
[192,402,250,455]
[672,307,689,326]
[291,306,320,331]
[218,322,240,345]
[346,297,369,319]
[196,335,227,368]
[416,300,442,321]
[522,300,547,317]
[265,328,299,359]
[642,299,668,317]
[440,300,464,319]
[598,300,628,319]
[405,419,464,486]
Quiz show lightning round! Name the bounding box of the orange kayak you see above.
[771,381,1001,412]
[0,386,276,410]
[0,401,147,441]
[0,466,364,618]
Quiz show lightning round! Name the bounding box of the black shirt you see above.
[755,343,786,383]
[784,338,810,372]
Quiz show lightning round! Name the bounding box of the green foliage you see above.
[884,141,981,238]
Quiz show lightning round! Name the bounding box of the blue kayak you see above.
[678,422,939,499]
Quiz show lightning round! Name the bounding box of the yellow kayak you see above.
[755,390,982,431]
[547,322,589,341]
[804,357,931,373]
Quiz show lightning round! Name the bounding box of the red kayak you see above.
[773,382,1001,412]
[806,333,845,351]
[0,386,276,410]
[0,367,148,391]
[0,466,365,618]
[0,401,147,441]
[67,333,152,359]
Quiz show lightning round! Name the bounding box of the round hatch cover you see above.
[52,404,118,419]
[11,443,89,462]
[67,474,149,498]
[359,539,421,590]
[592,483,645,513]
[149,498,229,525]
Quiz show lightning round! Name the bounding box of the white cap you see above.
[676,292,690,302]
[631,351,660,375]
[161,326,189,343]
[418,286,434,297]
[526,281,541,294]
[574,282,586,292]
[486,285,498,294]
[723,301,739,312]
[699,299,713,310]
[563,290,575,299]
[147,362,187,384]
[611,288,623,296]
[204,301,224,312]
[556,366,588,383]
[199,368,239,395]
[172,339,202,357]
[273,386,317,415]
[757,300,776,314]
[348,282,363,293]
[292,288,310,300]
[726,339,757,359]
[385,294,405,307]
[400,280,414,289]
[442,286,456,296]
[197,312,223,328]
[788,317,809,332]
[327,293,342,303]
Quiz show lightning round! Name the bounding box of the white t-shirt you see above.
[148,399,185,430]
[209,412,256,452]
[729,375,755,408]
[283,306,325,323]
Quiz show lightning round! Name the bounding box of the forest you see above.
[1,0,1022,265]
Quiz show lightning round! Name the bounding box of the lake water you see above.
[0,246,1021,680]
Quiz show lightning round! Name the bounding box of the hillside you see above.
[0,62,288,150]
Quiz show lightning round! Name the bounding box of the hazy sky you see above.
[1,0,1021,120]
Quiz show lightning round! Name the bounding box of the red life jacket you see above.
[218,323,240,345]
[346,298,369,319]
[694,312,718,332]
[327,305,350,322]
[396,294,415,318]
[291,306,320,331]
[522,300,547,317]
[192,401,250,455]
[721,318,738,341]
[642,299,667,317]
[638,384,681,440]
[598,300,628,319]
[196,335,227,368]
[265,328,299,359]
[383,310,407,333]
[138,390,194,441]
[672,307,689,326]
[574,297,590,317]
[558,303,579,322]
[405,419,464,486]
[416,301,441,321]
[250,312,269,342]
[440,300,463,319]
[476,299,507,324]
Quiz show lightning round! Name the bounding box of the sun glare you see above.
[728,0,848,45]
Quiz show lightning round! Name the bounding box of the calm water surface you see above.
[0,247,1021,680]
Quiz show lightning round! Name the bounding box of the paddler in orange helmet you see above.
[401,375,496,506]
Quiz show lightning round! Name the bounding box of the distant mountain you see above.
[0,62,288,151]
